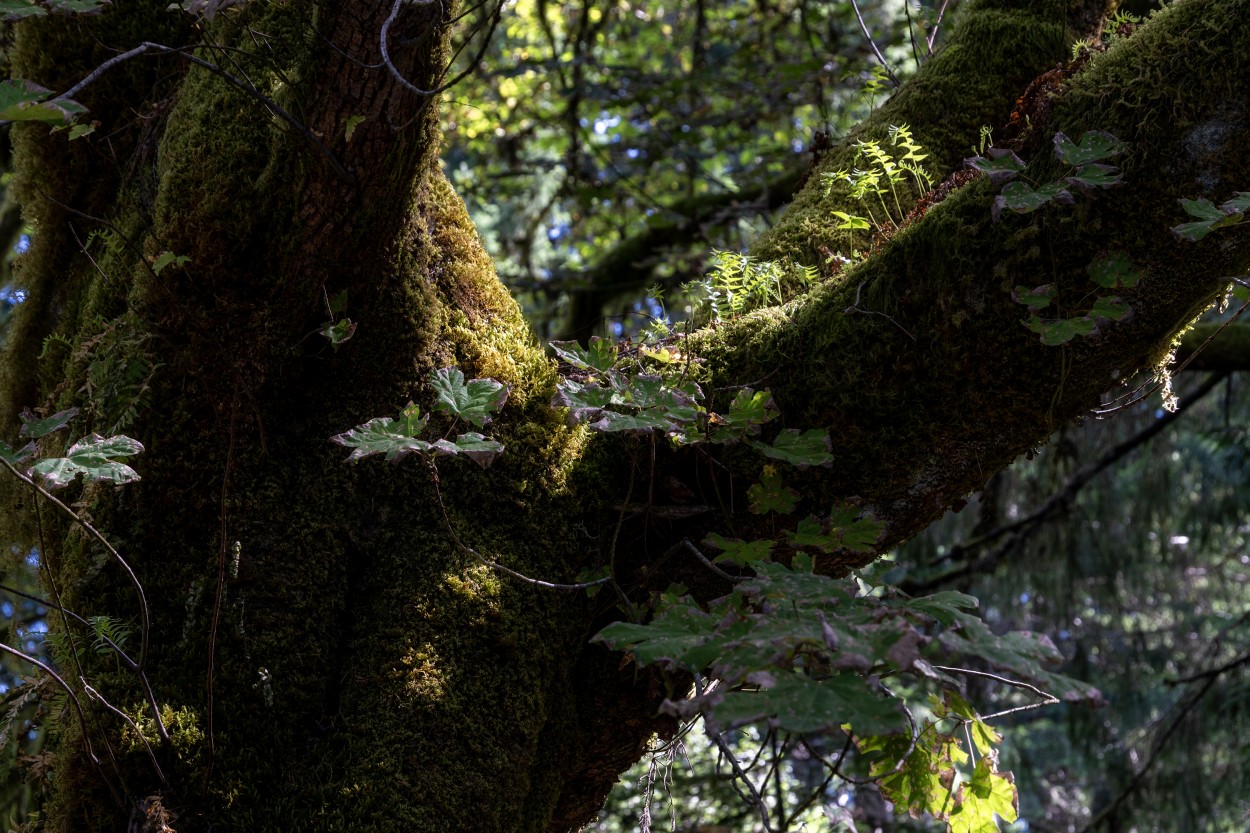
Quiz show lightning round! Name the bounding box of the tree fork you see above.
[4,1,1248,832]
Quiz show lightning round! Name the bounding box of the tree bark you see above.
[0,1,1246,832]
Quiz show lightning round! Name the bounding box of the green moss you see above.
[751,0,1109,266]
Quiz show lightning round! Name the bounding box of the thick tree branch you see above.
[686,0,1250,561]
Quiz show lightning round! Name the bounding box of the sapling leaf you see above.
[1023,315,1096,345]
[1088,251,1142,288]
[949,759,1018,833]
[709,388,778,443]
[587,409,674,434]
[1089,295,1132,322]
[0,1,47,20]
[703,533,773,565]
[330,416,430,463]
[552,380,615,425]
[1011,284,1056,311]
[549,336,617,373]
[964,148,1026,185]
[328,289,350,314]
[1051,130,1126,166]
[1065,163,1123,191]
[1219,191,1250,215]
[899,590,980,625]
[751,428,834,468]
[828,505,884,552]
[320,318,357,349]
[150,251,191,275]
[31,433,143,489]
[714,674,903,736]
[785,507,881,553]
[1171,197,1244,241]
[0,80,85,123]
[993,181,1073,221]
[19,407,78,439]
[832,211,871,230]
[451,432,505,469]
[747,465,798,514]
[396,402,428,437]
[0,439,37,466]
[430,367,509,428]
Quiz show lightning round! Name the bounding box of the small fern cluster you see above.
[684,251,817,324]
[821,124,934,258]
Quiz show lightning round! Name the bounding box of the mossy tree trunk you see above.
[0,1,1246,832]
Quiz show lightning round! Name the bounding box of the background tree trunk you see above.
[0,1,1246,831]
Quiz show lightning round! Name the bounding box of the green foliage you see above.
[745,464,797,514]
[0,79,85,124]
[966,130,1125,222]
[595,550,1095,832]
[968,131,1140,345]
[29,433,143,490]
[684,250,815,323]
[1170,192,1249,241]
[331,368,508,468]
[149,251,190,275]
[86,615,132,656]
[821,124,934,256]
[429,367,510,429]
[750,427,835,468]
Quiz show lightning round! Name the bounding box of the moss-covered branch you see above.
[689,0,1250,558]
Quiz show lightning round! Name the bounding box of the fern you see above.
[87,615,132,655]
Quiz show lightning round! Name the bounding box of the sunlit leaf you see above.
[320,318,357,349]
[551,379,615,425]
[150,251,191,275]
[31,433,143,489]
[450,432,505,469]
[330,415,429,463]
[709,388,777,443]
[430,367,509,428]
[549,336,617,373]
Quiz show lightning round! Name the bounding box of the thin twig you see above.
[902,371,1228,593]
[0,643,101,768]
[845,280,915,341]
[0,456,169,743]
[0,457,153,672]
[82,683,167,787]
[849,0,899,87]
[429,464,612,590]
[926,0,951,55]
[23,41,354,183]
[0,582,136,668]
[681,538,736,582]
[696,677,774,833]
